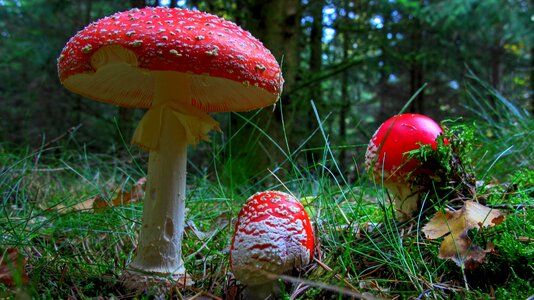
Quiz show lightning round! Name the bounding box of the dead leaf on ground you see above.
[46,198,94,213]
[423,200,505,269]
[47,177,146,213]
[93,177,146,212]
[0,248,29,287]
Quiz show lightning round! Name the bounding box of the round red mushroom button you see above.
[365,113,445,183]
[230,191,314,286]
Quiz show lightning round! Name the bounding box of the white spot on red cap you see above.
[81,44,93,54]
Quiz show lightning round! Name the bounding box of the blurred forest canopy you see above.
[0,0,532,167]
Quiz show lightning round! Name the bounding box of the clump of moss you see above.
[405,121,479,213]
[461,208,533,298]
[429,166,533,297]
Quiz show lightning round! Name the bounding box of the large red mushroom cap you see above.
[365,113,445,184]
[57,7,283,150]
[230,191,314,286]
[57,7,283,112]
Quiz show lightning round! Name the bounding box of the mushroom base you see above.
[385,183,421,219]
[120,269,193,295]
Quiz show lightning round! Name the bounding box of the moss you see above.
[452,169,533,297]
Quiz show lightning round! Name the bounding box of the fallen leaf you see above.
[93,177,146,212]
[45,198,94,213]
[464,200,505,228]
[72,198,97,211]
[423,200,505,269]
[0,248,29,286]
[46,177,146,213]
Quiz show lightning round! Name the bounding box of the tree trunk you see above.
[531,47,534,115]
[306,0,324,164]
[131,0,145,8]
[339,2,351,170]
[309,0,323,101]
[409,17,424,114]
[235,0,302,106]
[490,41,503,91]
[264,0,301,105]
[232,0,303,166]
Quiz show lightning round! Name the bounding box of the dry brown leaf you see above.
[464,200,505,228]
[72,198,97,211]
[93,177,146,212]
[423,200,505,269]
[47,177,146,213]
[0,248,29,286]
[45,198,94,213]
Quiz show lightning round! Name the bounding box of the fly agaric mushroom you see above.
[230,191,314,299]
[365,114,445,218]
[57,7,283,286]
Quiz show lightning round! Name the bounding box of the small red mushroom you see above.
[230,191,314,298]
[365,114,445,218]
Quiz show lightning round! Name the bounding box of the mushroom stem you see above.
[129,72,192,277]
[386,183,420,218]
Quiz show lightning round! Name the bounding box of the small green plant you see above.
[405,121,478,214]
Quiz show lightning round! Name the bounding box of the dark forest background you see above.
[0,0,532,175]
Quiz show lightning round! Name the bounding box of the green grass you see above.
[1,81,533,298]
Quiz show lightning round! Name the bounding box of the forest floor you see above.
[1,97,533,299]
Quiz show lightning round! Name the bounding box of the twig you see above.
[32,124,82,153]
[277,272,380,300]
[267,168,296,199]
[290,283,311,300]
[416,283,461,299]
[186,288,223,300]
[23,167,69,172]
[485,204,534,210]
[313,257,361,294]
